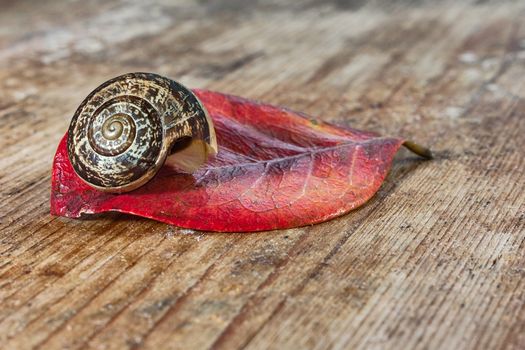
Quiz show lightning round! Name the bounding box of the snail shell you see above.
[67,72,217,193]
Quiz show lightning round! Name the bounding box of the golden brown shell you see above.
[67,72,217,193]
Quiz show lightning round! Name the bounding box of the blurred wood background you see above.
[0,0,524,349]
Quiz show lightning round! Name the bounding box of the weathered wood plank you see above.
[0,1,524,349]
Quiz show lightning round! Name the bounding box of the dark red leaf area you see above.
[51,90,405,232]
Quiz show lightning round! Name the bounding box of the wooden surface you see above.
[1,0,524,349]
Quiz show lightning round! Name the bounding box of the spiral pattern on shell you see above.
[67,73,216,192]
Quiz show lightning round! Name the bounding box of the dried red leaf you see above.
[51,90,429,232]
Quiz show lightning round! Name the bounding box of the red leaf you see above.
[51,90,428,232]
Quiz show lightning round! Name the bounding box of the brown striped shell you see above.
[67,73,217,193]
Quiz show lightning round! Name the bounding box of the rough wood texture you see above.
[0,0,524,349]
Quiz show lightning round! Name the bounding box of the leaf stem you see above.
[403,140,433,159]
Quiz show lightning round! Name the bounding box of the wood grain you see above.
[0,0,524,349]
